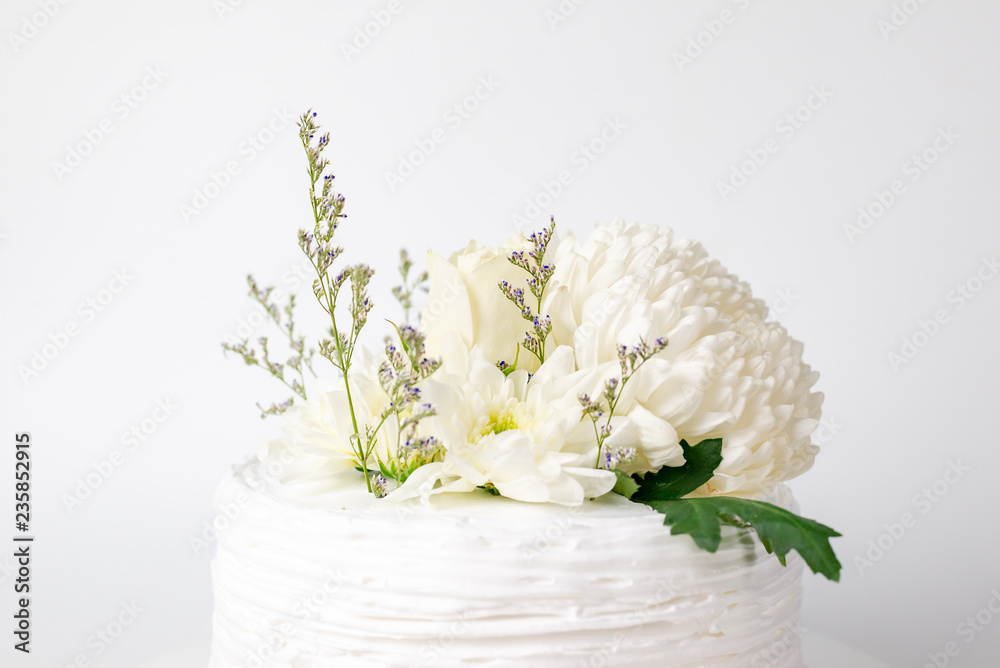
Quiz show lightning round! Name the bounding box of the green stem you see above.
[593,375,630,468]
[309,256,368,491]
[591,417,604,468]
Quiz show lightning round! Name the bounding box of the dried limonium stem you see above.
[297,110,380,489]
[579,336,669,469]
[222,275,317,419]
[499,217,556,367]
[391,248,428,325]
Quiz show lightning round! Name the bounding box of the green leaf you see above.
[646,498,725,551]
[613,470,640,499]
[646,497,842,581]
[630,439,722,502]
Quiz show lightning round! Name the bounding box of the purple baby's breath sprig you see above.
[256,398,294,420]
[370,472,391,499]
[600,445,638,472]
[395,435,441,485]
[293,110,388,490]
[578,393,604,420]
[580,335,669,469]
[500,217,557,366]
[222,275,317,418]
[296,112,374,378]
[617,337,669,379]
[391,248,429,325]
[373,325,442,485]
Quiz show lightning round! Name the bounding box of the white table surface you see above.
[140,634,893,667]
[804,634,893,668]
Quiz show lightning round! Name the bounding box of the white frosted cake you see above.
[208,459,804,668]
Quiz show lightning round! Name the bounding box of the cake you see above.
[208,459,805,667]
[208,110,839,668]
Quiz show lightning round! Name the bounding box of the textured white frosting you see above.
[209,459,804,667]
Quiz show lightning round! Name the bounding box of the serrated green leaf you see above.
[647,499,724,552]
[630,438,723,502]
[645,497,842,581]
[613,470,640,499]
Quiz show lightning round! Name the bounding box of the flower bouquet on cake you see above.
[222,110,841,578]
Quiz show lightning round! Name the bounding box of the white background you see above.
[2,1,999,666]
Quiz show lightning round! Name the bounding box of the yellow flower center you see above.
[490,411,518,435]
[469,400,523,444]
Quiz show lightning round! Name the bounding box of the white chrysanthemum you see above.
[391,345,617,506]
[260,355,395,492]
[542,219,822,494]
[421,235,533,373]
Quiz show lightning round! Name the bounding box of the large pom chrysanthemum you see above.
[542,220,822,494]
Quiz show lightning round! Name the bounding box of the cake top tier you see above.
[209,459,806,668]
